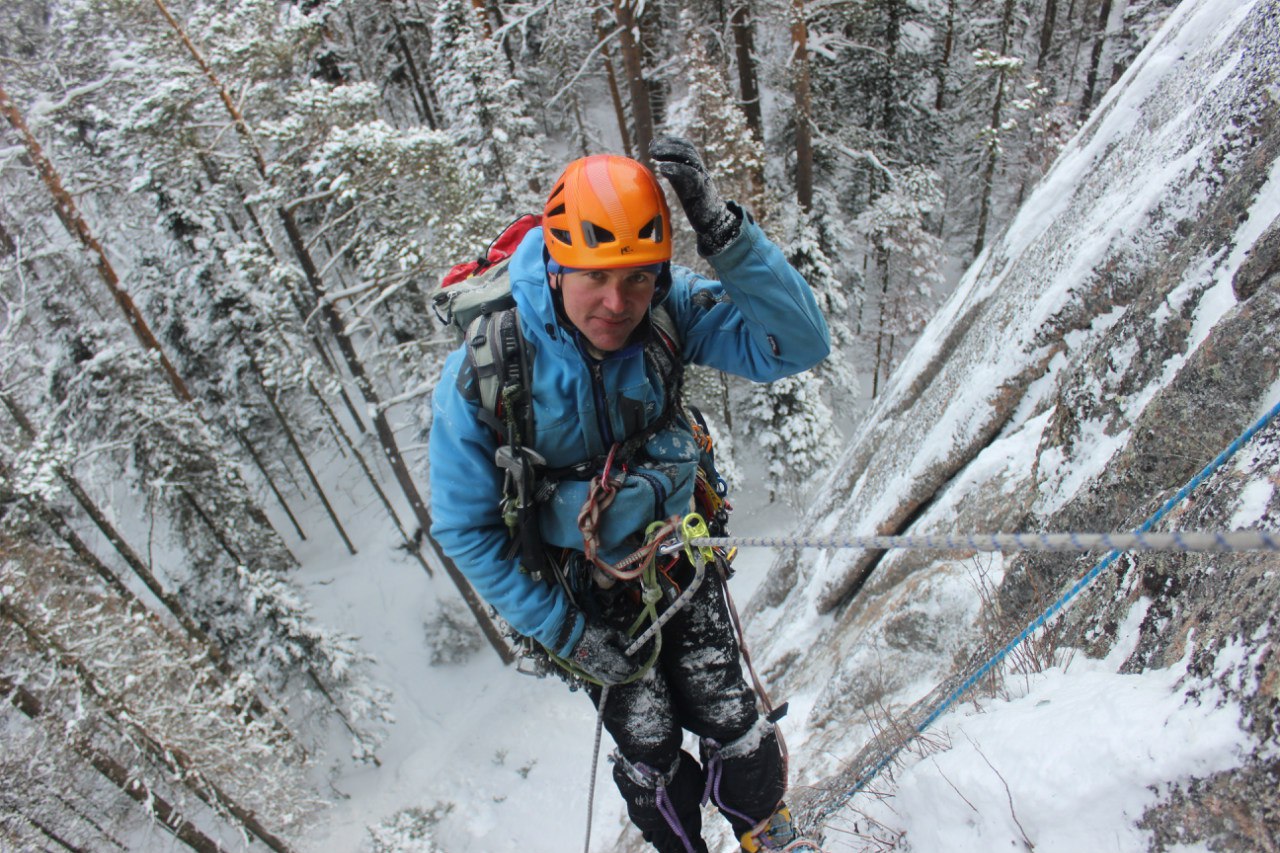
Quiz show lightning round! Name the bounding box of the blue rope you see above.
[816,395,1280,825]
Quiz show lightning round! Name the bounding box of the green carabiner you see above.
[681,513,715,564]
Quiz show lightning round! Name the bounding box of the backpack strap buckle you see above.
[495,444,549,577]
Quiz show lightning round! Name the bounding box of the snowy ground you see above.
[819,604,1255,853]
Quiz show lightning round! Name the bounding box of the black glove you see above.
[650,136,741,256]
[570,620,644,685]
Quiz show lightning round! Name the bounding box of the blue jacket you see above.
[429,212,830,656]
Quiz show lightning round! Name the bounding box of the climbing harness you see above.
[623,515,713,655]
[552,513,715,685]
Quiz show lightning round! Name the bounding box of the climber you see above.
[428,136,830,852]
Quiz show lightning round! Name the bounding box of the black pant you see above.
[587,565,785,853]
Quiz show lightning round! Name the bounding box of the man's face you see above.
[554,266,658,352]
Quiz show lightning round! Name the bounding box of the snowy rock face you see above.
[746,1,1280,847]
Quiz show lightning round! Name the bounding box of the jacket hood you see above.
[508,227,571,354]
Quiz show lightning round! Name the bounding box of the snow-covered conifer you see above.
[662,9,766,235]
[0,538,321,848]
[855,165,945,394]
[428,0,551,212]
[744,372,840,504]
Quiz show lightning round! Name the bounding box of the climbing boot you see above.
[740,805,797,851]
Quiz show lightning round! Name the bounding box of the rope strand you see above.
[688,529,1279,554]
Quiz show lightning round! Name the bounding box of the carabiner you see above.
[680,513,715,564]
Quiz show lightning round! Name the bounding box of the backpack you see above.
[433,218,729,582]
[433,214,542,340]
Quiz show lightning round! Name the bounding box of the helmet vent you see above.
[638,215,664,243]
[547,203,566,218]
[550,227,573,246]
[581,221,615,248]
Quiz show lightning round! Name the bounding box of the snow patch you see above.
[828,601,1255,852]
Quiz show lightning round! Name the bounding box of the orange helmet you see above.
[543,155,672,269]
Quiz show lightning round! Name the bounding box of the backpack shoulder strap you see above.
[463,306,534,446]
[651,304,680,352]
[645,304,683,411]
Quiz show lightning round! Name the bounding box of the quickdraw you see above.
[624,515,712,656]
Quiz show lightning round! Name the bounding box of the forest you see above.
[0,0,1176,849]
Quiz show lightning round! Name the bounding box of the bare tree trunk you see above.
[305,374,433,575]
[731,0,764,145]
[973,0,1018,259]
[596,11,634,159]
[15,808,88,853]
[151,0,511,662]
[391,16,439,129]
[235,429,308,541]
[237,338,358,555]
[468,0,493,36]
[570,93,593,158]
[611,0,655,164]
[0,83,191,404]
[47,788,129,845]
[790,0,814,211]
[871,243,891,398]
[882,0,902,141]
[1037,0,1060,72]
[2,678,224,853]
[50,789,130,852]
[1079,0,1114,120]
[934,0,957,111]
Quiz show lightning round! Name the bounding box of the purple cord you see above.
[655,781,698,853]
[701,745,759,827]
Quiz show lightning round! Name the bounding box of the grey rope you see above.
[584,684,609,853]
[689,529,1279,554]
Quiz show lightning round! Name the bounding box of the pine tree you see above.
[782,209,860,404]
[1,538,318,850]
[744,372,840,504]
[429,0,551,209]
[855,165,945,395]
[661,9,766,233]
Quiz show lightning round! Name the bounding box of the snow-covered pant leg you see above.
[588,565,784,851]
[591,669,708,852]
[611,749,710,853]
[662,569,786,837]
[589,580,706,853]
[699,720,787,837]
